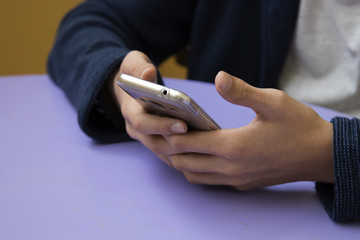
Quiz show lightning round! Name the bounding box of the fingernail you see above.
[140,67,152,79]
[171,122,186,133]
[219,72,232,91]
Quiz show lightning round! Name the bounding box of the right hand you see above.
[110,50,188,166]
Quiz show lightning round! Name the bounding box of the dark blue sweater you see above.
[47,0,360,222]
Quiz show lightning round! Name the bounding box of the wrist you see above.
[312,119,334,183]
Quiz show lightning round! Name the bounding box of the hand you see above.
[165,71,334,190]
[110,50,188,166]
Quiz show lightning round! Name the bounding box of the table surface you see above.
[1,75,359,239]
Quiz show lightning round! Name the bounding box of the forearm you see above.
[47,0,195,142]
[47,1,132,142]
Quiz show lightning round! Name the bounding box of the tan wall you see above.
[0,0,186,78]
[0,0,82,76]
[158,56,187,79]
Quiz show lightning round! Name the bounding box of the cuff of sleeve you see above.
[77,48,131,143]
[316,117,360,222]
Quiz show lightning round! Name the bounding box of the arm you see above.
[47,0,195,142]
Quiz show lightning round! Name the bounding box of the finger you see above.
[132,113,188,135]
[215,71,276,115]
[166,129,241,157]
[183,171,234,186]
[119,93,188,136]
[183,172,272,190]
[133,130,182,156]
[120,50,157,83]
[157,154,174,168]
[112,51,157,106]
[134,115,187,136]
[123,101,187,136]
[169,153,231,174]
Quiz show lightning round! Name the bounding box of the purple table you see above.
[0,75,359,239]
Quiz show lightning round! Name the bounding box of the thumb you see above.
[120,50,157,83]
[215,71,273,114]
[139,64,157,83]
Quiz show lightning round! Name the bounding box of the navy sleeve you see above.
[47,0,195,142]
[316,117,360,222]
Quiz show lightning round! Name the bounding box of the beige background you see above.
[0,0,185,78]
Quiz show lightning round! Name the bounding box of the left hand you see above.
[164,71,334,190]
[109,51,188,167]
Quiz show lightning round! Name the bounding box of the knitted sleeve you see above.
[316,117,360,222]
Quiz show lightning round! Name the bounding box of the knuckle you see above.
[145,138,164,154]
[126,61,152,78]
[184,173,199,184]
[119,104,128,117]
[158,155,173,168]
[276,89,288,100]
[170,156,184,171]
[129,62,138,75]
[269,89,289,110]
[231,176,255,191]
[221,148,235,160]
[234,184,253,191]
[169,137,185,151]
[159,123,171,136]
[121,51,154,79]
[171,161,183,171]
[234,80,254,104]
[214,131,239,159]
[131,50,149,62]
[125,123,138,140]
[221,142,239,160]
[131,117,146,133]
[222,165,239,176]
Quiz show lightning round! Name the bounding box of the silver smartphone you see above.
[116,74,220,131]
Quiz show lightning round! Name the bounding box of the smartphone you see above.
[116,74,220,131]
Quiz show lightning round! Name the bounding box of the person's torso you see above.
[186,0,299,88]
